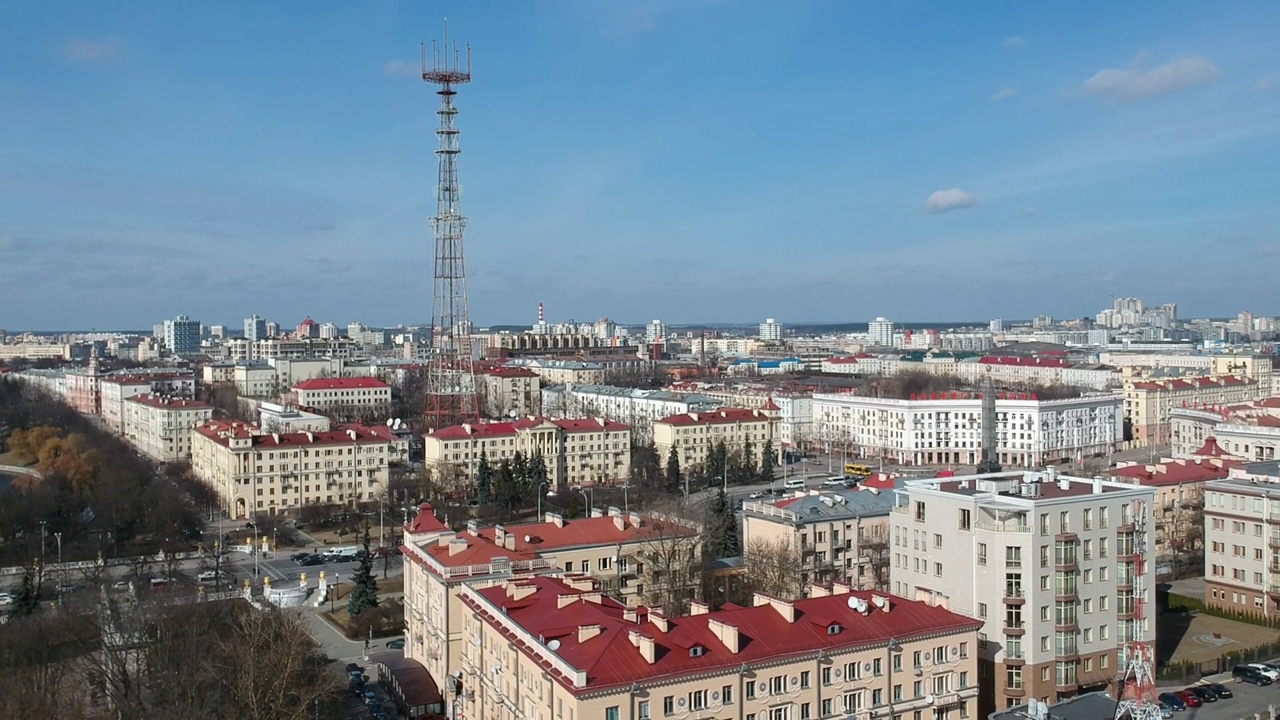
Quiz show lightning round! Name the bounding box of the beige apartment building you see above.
[424,417,631,491]
[742,488,895,590]
[454,575,981,720]
[400,505,702,703]
[100,372,197,434]
[1124,375,1259,445]
[293,376,392,420]
[1171,398,1280,462]
[191,420,405,517]
[654,407,781,472]
[478,365,541,418]
[122,395,213,462]
[1105,457,1238,563]
[1203,462,1280,618]
[889,470,1156,713]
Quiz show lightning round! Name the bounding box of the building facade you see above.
[162,315,201,356]
[294,376,392,420]
[541,383,720,443]
[400,506,702,697]
[1171,399,1280,462]
[424,417,632,491]
[742,487,895,590]
[191,420,405,517]
[889,470,1156,711]
[1105,458,1237,563]
[869,317,895,347]
[1125,376,1260,445]
[100,372,198,433]
[478,366,542,418]
[123,395,213,462]
[812,393,1122,467]
[654,406,781,473]
[453,575,981,720]
[759,318,783,341]
[1203,462,1280,619]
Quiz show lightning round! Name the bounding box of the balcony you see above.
[1269,535,1280,550]
[1054,558,1079,572]
[1054,588,1079,602]
[1004,684,1026,699]
[1004,622,1025,636]
[1003,587,1025,605]
[974,520,1030,533]
[1054,619,1079,632]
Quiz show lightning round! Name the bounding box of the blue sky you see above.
[2,1,1278,330]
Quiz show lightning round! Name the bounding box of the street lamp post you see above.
[536,482,549,520]
[54,532,63,603]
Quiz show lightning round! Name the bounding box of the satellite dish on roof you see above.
[847,597,859,609]
[547,639,561,651]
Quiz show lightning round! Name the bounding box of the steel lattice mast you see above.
[1112,498,1160,720]
[421,23,479,432]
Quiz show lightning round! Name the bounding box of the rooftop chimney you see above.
[650,611,670,633]
[708,618,741,653]
[613,515,626,531]
[467,520,479,536]
[494,525,506,544]
[688,600,710,615]
[1092,476,1104,494]
[546,512,565,528]
[578,624,602,643]
[636,633,656,664]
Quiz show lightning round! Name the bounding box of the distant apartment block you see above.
[191,420,406,517]
[424,417,632,490]
[100,371,197,434]
[161,315,201,356]
[654,406,781,472]
[477,365,541,418]
[758,317,783,341]
[889,470,1156,710]
[123,395,213,462]
[1106,457,1238,563]
[1171,397,1280,462]
[821,353,1121,391]
[812,392,1121,467]
[1125,375,1259,445]
[1203,462,1280,618]
[256,401,331,433]
[541,383,719,442]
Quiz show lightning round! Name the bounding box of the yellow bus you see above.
[844,463,871,477]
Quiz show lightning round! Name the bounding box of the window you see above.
[664,696,674,716]
[822,667,832,686]
[1083,508,1092,530]
[723,686,733,704]
[978,603,987,618]
[801,704,811,720]
[1006,546,1022,568]
[1007,666,1023,690]
[747,684,756,700]
[893,685,903,702]
[770,708,791,720]
[771,675,784,695]
[913,681,922,698]
[977,543,987,565]
[1040,545,1049,568]
[606,708,620,720]
[800,671,811,689]
[639,701,650,720]
[960,509,971,530]
[960,671,969,688]
[874,658,883,675]
[934,533,943,549]
[1039,513,1049,536]
[935,562,943,576]
[913,650,922,668]
[916,502,926,522]
[893,653,902,671]
[689,690,707,711]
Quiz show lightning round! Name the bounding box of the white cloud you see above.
[63,36,124,62]
[989,87,1019,102]
[1003,36,1028,48]
[926,188,979,214]
[383,60,419,78]
[1253,74,1278,93]
[1077,54,1219,102]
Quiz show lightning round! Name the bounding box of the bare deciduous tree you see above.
[858,525,891,591]
[742,537,805,600]
[633,510,703,616]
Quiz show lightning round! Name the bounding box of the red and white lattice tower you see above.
[421,22,479,432]
[1113,498,1160,720]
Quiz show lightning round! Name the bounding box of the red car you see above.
[1174,690,1202,708]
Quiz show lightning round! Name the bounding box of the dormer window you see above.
[688,645,705,657]
[827,623,842,635]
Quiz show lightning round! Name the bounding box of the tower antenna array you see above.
[421,20,479,431]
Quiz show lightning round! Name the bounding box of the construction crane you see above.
[1112,497,1159,720]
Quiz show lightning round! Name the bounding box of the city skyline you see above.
[2,1,1278,329]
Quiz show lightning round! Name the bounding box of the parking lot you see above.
[1170,675,1280,720]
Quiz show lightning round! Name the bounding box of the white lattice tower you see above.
[1114,498,1160,720]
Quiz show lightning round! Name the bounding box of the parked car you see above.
[1157,701,1173,719]
[1233,665,1273,685]
[1173,691,1201,708]
[0,592,14,606]
[1158,692,1185,711]
[386,638,405,650]
[1249,663,1280,680]
[822,476,847,487]
[1185,687,1216,703]
[197,570,221,584]
[361,690,377,705]
[345,663,363,674]
[747,491,768,499]
[1206,682,1233,699]
[289,552,312,562]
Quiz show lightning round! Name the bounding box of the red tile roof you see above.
[761,397,780,411]
[101,372,193,386]
[407,503,448,534]
[412,514,697,569]
[194,420,397,447]
[294,377,390,391]
[979,355,1069,368]
[482,366,540,378]
[427,417,629,441]
[125,395,210,410]
[463,576,981,695]
[1192,437,1232,457]
[1108,457,1240,486]
[657,408,773,426]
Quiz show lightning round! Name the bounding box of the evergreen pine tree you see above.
[14,563,40,616]
[511,451,529,488]
[706,489,741,559]
[529,452,549,492]
[760,439,777,486]
[347,524,379,617]
[739,437,756,485]
[475,450,492,503]
[665,446,682,494]
[495,458,517,521]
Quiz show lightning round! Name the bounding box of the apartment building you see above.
[478,365,541,418]
[505,356,653,385]
[1125,376,1260,445]
[294,376,392,420]
[654,406,781,472]
[889,470,1156,711]
[669,384,813,449]
[424,417,631,490]
[742,488,895,589]
[453,574,981,720]
[1203,462,1280,618]
[1171,398,1280,462]
[1105,458,1238,563]
[122,395,213,462]
[100,371,197,433]
[812,393,1122,467]
[257,401,331,433]
[191,420,405,518]
[400,505,702,697]
[541,383,719,442]
[820,354,1120,391]
[234,362,279,397]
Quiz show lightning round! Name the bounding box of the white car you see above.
[197,571,220,583]
[822,476,847,487]
[1249,663,1280,680]
[0,592,15,606]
